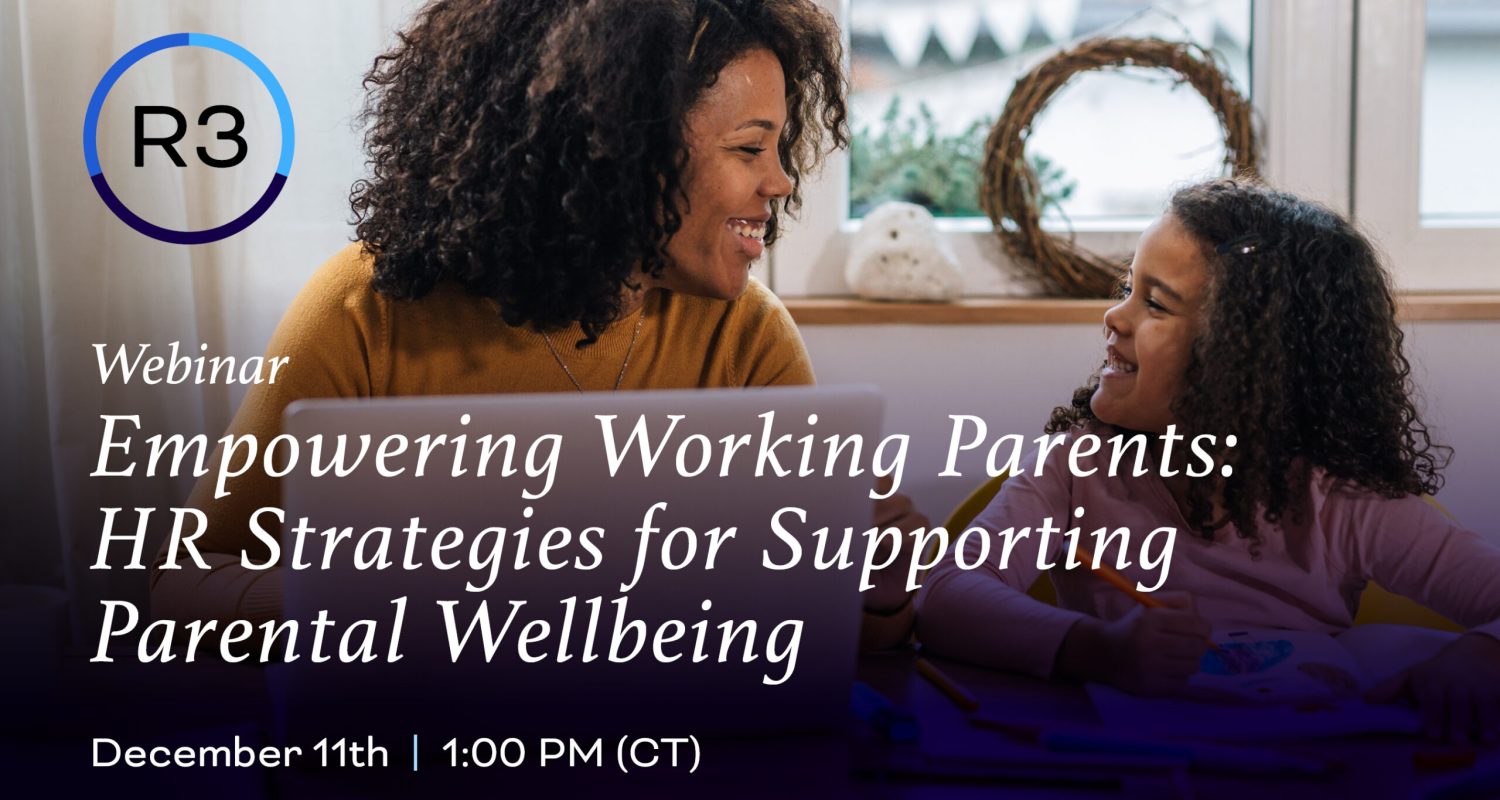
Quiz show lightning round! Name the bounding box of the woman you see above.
[150,0,924,646]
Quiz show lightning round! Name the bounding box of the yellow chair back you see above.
[1351,496,1461,631]
[942,472,1058,605]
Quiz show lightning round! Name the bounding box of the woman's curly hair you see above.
[349,0,847,345]
[1047,178,1451,541]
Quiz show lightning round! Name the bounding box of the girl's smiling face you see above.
[654,48,793,300]
[1091,214,1210,433]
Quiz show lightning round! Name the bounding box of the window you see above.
[847,0,1251,223]
[1355,0,1500,291]
[1420,0,1500,222]
[772,1,1380,296]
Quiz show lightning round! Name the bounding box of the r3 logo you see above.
[84,33,294,245]
[134,105,247,169]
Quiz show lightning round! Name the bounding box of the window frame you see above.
[770,0,1358,296]
[1353,0,1500,292]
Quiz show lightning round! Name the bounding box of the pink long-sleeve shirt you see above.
[917,425,1500,678]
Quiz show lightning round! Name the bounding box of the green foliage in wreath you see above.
[850,98,1076,219]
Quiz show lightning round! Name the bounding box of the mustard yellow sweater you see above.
[150,243,815,624]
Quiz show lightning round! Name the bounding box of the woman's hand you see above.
[1367,633,1500,743]
[857,479,929,651]
[1057,591,1211,696]
[863,477,929,614]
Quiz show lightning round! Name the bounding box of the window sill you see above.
[783,294,1500,325]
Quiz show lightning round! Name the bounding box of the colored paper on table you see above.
[1190,625,1454,703]
[1087,624,1455,741]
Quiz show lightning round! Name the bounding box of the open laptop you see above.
[270,386,883,743]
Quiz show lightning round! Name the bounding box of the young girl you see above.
[917,178,1500,744]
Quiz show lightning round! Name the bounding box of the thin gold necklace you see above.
[541,307,647,392]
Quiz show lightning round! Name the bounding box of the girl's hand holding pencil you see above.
[1056,591,1213,696]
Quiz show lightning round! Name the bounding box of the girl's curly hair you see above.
[349,0,847,345]
[1047,178,1451,540]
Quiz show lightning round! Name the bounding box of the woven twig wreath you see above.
[980,37,1260,297]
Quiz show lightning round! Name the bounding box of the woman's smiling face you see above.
[1091,213,1210,433]
[655,48,793,299]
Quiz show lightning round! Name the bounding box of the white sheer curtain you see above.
[0,0,419,641]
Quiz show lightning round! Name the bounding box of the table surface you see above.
[4,650,1497,799]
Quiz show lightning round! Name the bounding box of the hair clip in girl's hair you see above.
[1216,233,1264,256]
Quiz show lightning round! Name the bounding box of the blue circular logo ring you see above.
[83,33,294,245]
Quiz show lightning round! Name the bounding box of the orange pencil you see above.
[1074,545,1224,653]
[916,657,981,713]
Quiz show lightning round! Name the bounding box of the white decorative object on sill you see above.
[845,201,963,302]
